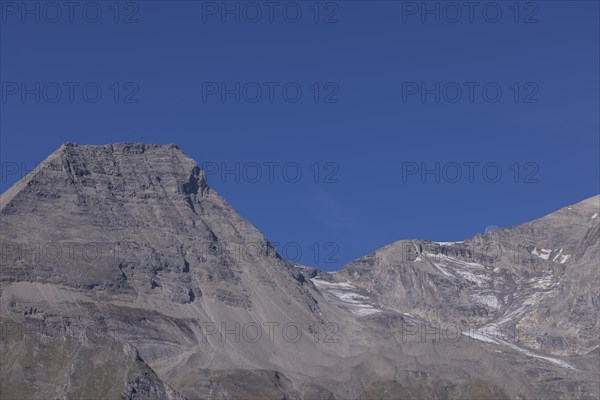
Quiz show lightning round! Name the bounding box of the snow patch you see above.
[331,290,369,304]
[463,328,576,370]
[430,261,454,277]
[425,253,485,269]
[312,279,381,316]
[471,294,500,309]
[352,307,381,316]
[529,275,556,289]
[454,269,489,286]
[425,253,490,286]
[531,247,552,260]
[552,248,563,262]
[531,247,569,263]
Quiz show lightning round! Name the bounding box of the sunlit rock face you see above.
[334,195,600,359]
[1,143,597,399]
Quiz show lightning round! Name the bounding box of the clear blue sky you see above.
[1,1,599,270]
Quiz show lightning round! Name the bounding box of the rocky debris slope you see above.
[0,143,343,398]
[324,195,599,397]
[333,196,599,359]
[1,143,598,400]
[0,317,185,400]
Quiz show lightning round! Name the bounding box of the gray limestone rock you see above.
[1,143,597,399]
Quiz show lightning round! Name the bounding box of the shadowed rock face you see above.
[0,143,598,400]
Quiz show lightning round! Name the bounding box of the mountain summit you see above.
[1,143,598,399]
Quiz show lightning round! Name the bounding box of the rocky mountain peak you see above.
[1,141,329,321]
[1,142,208,213]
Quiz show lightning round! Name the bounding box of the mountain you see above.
[1,143,598,400]
[334,196,599,356]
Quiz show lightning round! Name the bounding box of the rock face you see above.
[0,143,598,399]
[335,196,600,358]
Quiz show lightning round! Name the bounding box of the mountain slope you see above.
[1,143,598,399]
[332,195,599,358]
[320,194,599,398]
[0,143,343,398]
